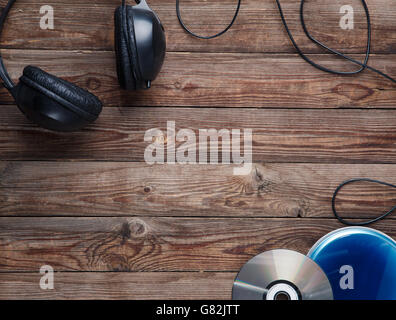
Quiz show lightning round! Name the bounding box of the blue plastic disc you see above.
[308,227,396,300]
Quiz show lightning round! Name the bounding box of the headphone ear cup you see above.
[16,66,103,132]
[114,5,139,90]
[16,81,92,132]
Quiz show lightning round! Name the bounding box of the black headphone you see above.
[0,0,166,132]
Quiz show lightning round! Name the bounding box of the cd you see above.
[232,249,333,300]
[308,227,396,300]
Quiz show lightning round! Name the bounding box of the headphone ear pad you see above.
[16,82,91,132]
[16,66,103,132]
[114,6,137,90]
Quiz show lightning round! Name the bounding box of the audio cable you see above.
[176,0,241,39]
[275,0,396,83]
[176,0,396,83]
[332,178,396,226]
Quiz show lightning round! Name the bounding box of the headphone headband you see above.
[0,0,16,91]
[123,1,144,6]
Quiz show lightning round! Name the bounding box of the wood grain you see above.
[0,217,395,272]
[0,107,395,162]
[0,272,235,300]
[0,0,395,301]
[1,0,395,54]
[1,50,395,108]
[1,162,396,218]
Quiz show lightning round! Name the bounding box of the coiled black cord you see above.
[176,0,396,83]
[332,178,396,226]
[276,0,396,83]
[0,0,16,90]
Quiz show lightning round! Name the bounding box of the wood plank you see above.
[1,162,396,218]
[0,107,395,162]
[1,50,395,108]
[1,0,395,54]
[0,1,395,301]
[0,272,234,300]
[0,217,395,272]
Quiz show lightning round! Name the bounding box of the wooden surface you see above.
[0,0,395,300]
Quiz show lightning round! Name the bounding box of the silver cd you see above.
[232,249,333,300]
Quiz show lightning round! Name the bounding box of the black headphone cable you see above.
[332,178,396,226]
[176,0,242,39]
[176,0,396,83]
[275,0,396,83]
[0,0,17,93]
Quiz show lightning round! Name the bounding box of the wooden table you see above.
[0,0,395,299]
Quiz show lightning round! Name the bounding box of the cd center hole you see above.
[274,292,290,300]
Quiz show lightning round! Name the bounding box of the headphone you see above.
[0,0,166,132]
